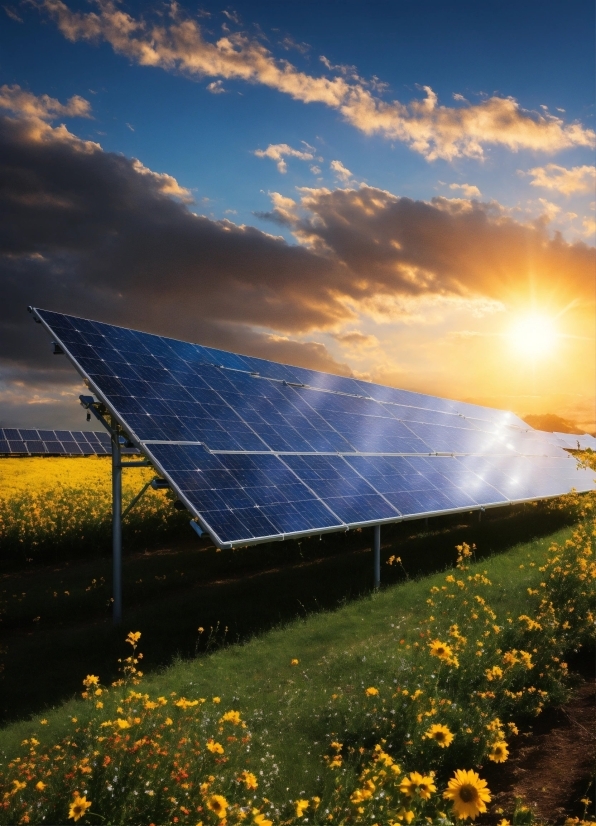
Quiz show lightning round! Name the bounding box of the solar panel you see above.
[30,307,596,547]
[0,427,135,456]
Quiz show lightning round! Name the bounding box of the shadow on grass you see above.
[0,501,575,725]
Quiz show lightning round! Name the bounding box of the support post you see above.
[111,426,123,625]
[373,524,381,590]
[478,509,482,523]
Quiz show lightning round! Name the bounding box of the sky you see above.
[0,0,595,432]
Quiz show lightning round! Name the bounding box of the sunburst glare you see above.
[507,313,559,359]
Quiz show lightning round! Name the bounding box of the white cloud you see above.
[330,159,353,182]
[0,83,92,120]
[37,1,596,161]
[448,183,481,198]
[206,79,226,94]
[254,143,314,173]
[527,164,596,196]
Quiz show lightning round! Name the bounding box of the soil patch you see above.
[485,656,595,824]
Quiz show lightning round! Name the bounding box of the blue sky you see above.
[0,0,594,430]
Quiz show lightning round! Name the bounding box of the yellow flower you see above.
[365,686,379,696]
[429,639,454,660]
[290,658,299,665]
[126,631,141,645]
[165,717,173,725]
[295,799,309,817]
[399,772,436,800]
[40,719,48,725]
[212,696,221,704]
[115,718,130,729]
[220,710,242,725]
[485,666,503,681]
[443,769,491,820]
[206,739,224,754]
[68,793,92,822]
[497,820,511,826]
[253,814,273,826]
[425,723,454,747]
[82,674,99,688]
[207,794,228,819]
[238,770,258,790]
[35,781,46,791]
[488,741,509,763]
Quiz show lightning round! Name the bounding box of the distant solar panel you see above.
[0,428,137,456]
[30,308,596,548]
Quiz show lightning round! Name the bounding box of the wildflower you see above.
[291,659,299,666]
[429,640,454,660]
[488,741,509,763]
[35,781,46,791]
[206,740,224,754]
[365,686,379,696]
[443,769,491,820]
[212,696,221,704]
[252,809,273,825]
[425,723,454,747]
[115,718,130,729]
[220,710,242,725]
[68,793,92,822]
[206,795,228,819]
[485,666,503,681]
[238,770,258,790]
[399,772,436,799]
[295,799,309,817]
[12,780,27,793]
[82,674,99,688]
[497,820,511,826]
[165,717,173,725]
[126,631,141,645]
[40,719,48,725]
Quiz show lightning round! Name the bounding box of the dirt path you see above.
[485,664,595,823]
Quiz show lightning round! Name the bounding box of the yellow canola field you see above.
[0,457,182,560]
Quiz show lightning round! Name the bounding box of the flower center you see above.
[459,784,479,803]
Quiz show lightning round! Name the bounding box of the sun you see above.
[507,312,559,359]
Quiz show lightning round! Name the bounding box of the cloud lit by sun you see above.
[507,313,559,359]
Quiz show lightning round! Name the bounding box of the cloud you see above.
[527,163,596,196]
[254,143,314,173]
[260,185,595,312]
[34,0,596,161]
[334,331,379,348]
[2,106,594,423]
[206,79,226,94]
[0,83,92,120]
[449,183,481,198]
[3,5,23,22]
[330,159,353,182]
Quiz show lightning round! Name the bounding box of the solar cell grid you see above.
[30,307,596,547]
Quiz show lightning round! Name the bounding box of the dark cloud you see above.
[265,186,595,310]
[1,112,594,426]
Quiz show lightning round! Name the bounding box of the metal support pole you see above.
[112,426,123,625]
[478,510,482,523]
[373,524,381,590]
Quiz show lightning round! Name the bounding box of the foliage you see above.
[0,457,188,564]
[1,483,594,825]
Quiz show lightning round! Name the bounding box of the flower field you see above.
[1,458,594,825]
[0,457,189,564]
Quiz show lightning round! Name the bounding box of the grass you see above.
[0,499,575,725]
[0,518,588,797]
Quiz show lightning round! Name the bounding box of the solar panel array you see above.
[551,431,596,451]
[32,308,596,548]
[0,427,112,456]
